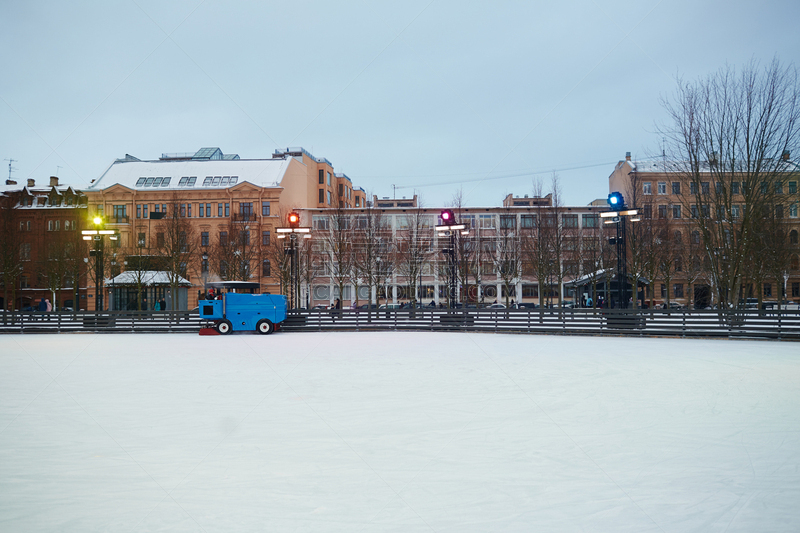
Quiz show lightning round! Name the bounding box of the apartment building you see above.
[608,152,800,307]
[83,147,367,309]
[0,177,88,310]
[299,199,611,308]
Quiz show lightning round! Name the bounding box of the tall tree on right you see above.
[659,59,800,308]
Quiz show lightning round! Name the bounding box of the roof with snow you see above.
[107,271,191,286]
[86,155,292,192]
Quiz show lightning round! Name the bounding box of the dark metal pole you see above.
[450,231,456,308]
[95,237,104,311]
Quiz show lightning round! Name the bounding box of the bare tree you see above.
[211,220,259,282]
[659,58,800,308]
[0,194,23,312]
[496,207,522,307]
[352,198,389,306]
[395,205,431,308]
[157,194,199,310]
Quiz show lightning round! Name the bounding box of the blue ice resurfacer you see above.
[199,293,287,335]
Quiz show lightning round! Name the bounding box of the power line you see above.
[383,161,616,190]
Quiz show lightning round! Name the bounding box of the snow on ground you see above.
[0,332,798,532]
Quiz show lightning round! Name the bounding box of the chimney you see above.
[50,176,59,187]
[27,178,35,187]
[625,152,631,161]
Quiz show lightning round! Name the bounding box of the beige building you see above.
[608,152,800,307]
[83,147,366,309]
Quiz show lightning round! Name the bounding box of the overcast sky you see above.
[2,0,799,207]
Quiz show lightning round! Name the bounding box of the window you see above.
[262,230,270,246]
[47,220,57,231]
[338,184,344,196]
[672,205,681,219]
[674,284,684,298]
[179,231,187,253]
[262,202,270,216]
[479,214,495,229]
[658,182,666,195]
[156,232,164,248]
[675,257,682,271]
[643,182,652,195]
[775,181,783,194]
[113,205,127,220]
[201,232,209,247]
[19,220,31,231]
[199,203,204,217]
[313,215,329,230]
[143,204,148,218]
[241,230,250,246]
[788,230,798,244]
[660,284,666,298]
[319,189,324,203]
[715,182,723,195]
[643,205,652,219]
[327,191,331,205]
[327,171,331,186]
[776,205,784,219]
[672,182,680,195]
[789,181,797,194]
[262,259,271,276]
[138,233,146,247]
[562,214,578,228]
[658,205,667,219]
[136,204,141,218]
[20,242,31,260]
[701,182,710,195]
[500,215,516,229]
[161,177,170,187]
[582,214,598,228]
[732,182,739,195]
[136,177,146,186]
[218,203,223,217]
[764,283,772,297]
[220,231,228,246]
[225,203,230,217]
[691,205,698,218]
[203,177,213,186]
[180,204,186,217]
[692,231,700,244]
[202,258,208,273]
[319,170,324,184]
[674,230,682,243]
[761,181,768,194]
[690,182,697,195]
[205,203,210,217]
[793,282,799,297]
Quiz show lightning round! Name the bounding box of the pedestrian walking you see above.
[45,298,52,312]
[38,298,47,313]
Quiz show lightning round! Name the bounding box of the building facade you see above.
[83,147,367,310]
[0,177,88,310]
[608,152,800,307]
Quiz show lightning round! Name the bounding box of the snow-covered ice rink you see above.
[1,332,798,532]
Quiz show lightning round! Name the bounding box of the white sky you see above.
[2,332,799,531]
[1,1,799,207]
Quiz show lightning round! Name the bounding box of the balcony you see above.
[110,216,129,224]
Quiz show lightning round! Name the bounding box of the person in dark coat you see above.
[38,298,47,313]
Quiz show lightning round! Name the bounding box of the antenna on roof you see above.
[4,158,17,183]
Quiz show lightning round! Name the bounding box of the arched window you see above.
[674,231,682,242]
[692,231,700,244]
[790,230,798,245]
[791,255,799,271]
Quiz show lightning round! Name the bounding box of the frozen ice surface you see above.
[0,332,798,532]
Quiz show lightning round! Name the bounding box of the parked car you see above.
[379,303,401,310]
[515,302,539,309]
[358,304,378,309]
[487,303,506,309]
[311,305,329,310]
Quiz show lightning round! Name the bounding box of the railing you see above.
[1,308,798,340]
[232,212,255,222]
[110,215,129,224]
[0,310,202,333]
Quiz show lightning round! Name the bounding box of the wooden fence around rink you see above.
[1,308,799,340]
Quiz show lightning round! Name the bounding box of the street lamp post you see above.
[436,210,469,309]
[277,212,311,309]
[601,193,639,308]
[202,251,208,300]
[82,216,118,312]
